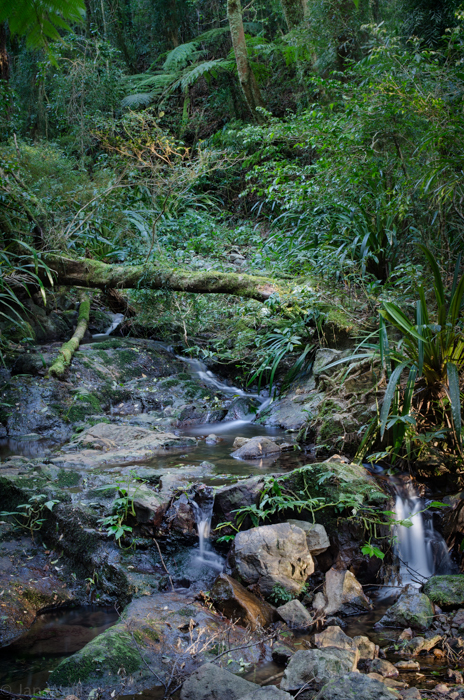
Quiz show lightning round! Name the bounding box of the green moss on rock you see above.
[424,575,464,607]
[49,624,140,687]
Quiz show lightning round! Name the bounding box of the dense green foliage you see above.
[1,0,464,467]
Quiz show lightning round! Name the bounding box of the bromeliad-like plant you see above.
[379,245,464,453]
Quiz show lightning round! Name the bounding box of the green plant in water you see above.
[0,494,59,540]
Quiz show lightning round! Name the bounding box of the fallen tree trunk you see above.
[48,291,90,378]
[42,254,281,302]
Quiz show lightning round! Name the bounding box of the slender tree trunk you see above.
[0,22,9,83]
[227,0,265,122]
[41,254,279,302]
[280,0,305,29]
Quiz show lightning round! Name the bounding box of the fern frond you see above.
[121,93,154,109]
[174,60,234,91]
[163,43,205,71]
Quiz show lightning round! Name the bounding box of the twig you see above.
[125,623,167,690]
[210,630,277,663]
[295,678,316,698]
[152,536,174,591]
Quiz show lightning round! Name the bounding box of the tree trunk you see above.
[42,254,280,302]
[227,0,265,122]
[48,292,90,378]
[0,22,9,83]
[280,0,305,29]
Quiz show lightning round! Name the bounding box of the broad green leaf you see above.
[379,361,410,439]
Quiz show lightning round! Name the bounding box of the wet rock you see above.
[370,659,399,677]
[232,436,250,449]
[210,573,276,630]
[227,523,314,596]
[324,567,372,615]
[313,673,398,700]
[287,519,330,555]
[434,684,450,694]
[446,669,463,684]
[205,434,220,445]
[280,648,358,692]
[276,599,313,628]
[272,643,294,665]
[424,576,464,608]
[399,634,442,655]
[179,663,257,700]
[395,660,420,671]
[353,635,378,662]
[398,628,414,641]
[231,436,281,460]
[50,591,272,694]
[376,589,434,631]
[164,494,197,538]
[225,398,257,421]
[400,689,421,700]
[214,476,264,530]
[53,423,196,468]
[240,688,292,700]
[313,626,354,651]
[367,674,408,690]
[313,592,327,610]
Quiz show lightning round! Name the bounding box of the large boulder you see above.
[179,663,257,700]
[227,523,314,596]
[287,519,330,555]
[314,673,398,700]
[280,648,358,692]
[231,436,281,460]
[210,573,276,630]
[239,689,292,700]
[424,575,464,608]
[312,626,354,652]
[376,588,434,631]
[276,599,313,628]
[323,567,372,615]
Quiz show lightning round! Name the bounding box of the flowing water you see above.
[91,312,125,340]
[190,486,224,572]
[0,348,459,694]
[391,477,455,587]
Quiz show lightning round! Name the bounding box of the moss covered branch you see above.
[48,292,90,378]
[42,254,280,302]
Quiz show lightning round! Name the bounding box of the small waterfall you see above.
[176,355,269,409]
[190,486,223,571]
[392,479,454,586]
[92,313,125,339]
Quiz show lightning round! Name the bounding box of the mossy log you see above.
[48,293,90,378]
[42,254,280,302]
